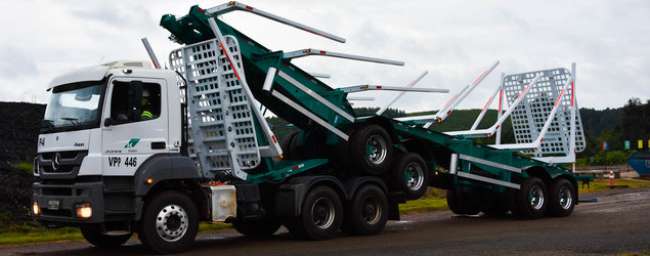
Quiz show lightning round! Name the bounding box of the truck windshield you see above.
[41,82,104,133]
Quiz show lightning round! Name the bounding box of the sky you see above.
[0,0,648,112]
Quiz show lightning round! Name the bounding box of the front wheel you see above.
[547,178,576,217]
[80,224,132,248]
[138,191,199,254]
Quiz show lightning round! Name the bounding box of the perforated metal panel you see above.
[503,68,585,156]
[169,36,260,177]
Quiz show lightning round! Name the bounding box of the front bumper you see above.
[32,181,105,224]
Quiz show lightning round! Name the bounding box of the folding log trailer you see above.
[31,2,584,254]
[159,0,581,244]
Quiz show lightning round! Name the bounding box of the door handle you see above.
[151,142,166,150]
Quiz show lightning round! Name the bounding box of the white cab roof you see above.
[48,60,157,89]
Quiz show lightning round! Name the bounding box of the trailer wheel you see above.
[80,224,132,248]
[512,177,547,219]
[350,125,394,175]
[342,184,388,235]
[138,191,199,254]
[280,130,301,160]
[481,197,510,217]
[446,188,480,215]
[547,178,576,217]
[392,153,430,200]
[232,218,282,238]
[286,186,343,240]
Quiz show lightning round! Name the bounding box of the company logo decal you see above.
[124,138,141,149]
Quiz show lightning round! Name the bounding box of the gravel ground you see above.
[2,188,649,256]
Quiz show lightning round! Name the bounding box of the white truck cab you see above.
[37,61,182,178]
[33,60,203,232]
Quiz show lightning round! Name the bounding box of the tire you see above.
[349,125,394,175]
[233,218,282,238]
[281,130,326,160]
[286,186,343,240]
[342,184,388,235]
[446,188,480,215]
[280,131,301,160]
[138,191,199,254]
[512,177,547,219]
[547,178,576,217]
[481,196,510,217]
[80,224,131,248]
[391,153,430,200]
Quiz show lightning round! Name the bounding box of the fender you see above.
[274,175,347,217]
[342,176,388,198]
[133,153,203,196]
[133,153,203,220]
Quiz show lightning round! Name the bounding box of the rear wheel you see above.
[350,125,394,175]
[481,194,510,217]
[232,217,282,238]
[392,153,430,200]
[512,177,547,219]
[280,130,301,160]
[80,224,131,248]
[286,186,343,240]
[342,184,388,235]
[138,191,199,254]
[446,188,480,215]
[547,178,576,217]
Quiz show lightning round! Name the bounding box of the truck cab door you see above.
[100,77,169,176]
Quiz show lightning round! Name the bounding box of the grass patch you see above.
[199,222,231,232]
[399,197,447,214]
[579,178,650,194]
[0,223,233,246]
[0,227,81,246]
[399,188,448,214]
[12,161,33,173]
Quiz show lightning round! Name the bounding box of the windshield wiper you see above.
[40,119,55,131]
[60,117,81,126]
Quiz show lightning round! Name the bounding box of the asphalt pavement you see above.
[2,188,650,256]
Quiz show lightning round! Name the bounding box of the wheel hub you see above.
[362,198,381,225]
[155,204,189,242]
[528,185,545,210]
[404,163,425,192]
[366,135,388,165]
[311,198,335,229]
[559,185,573,210]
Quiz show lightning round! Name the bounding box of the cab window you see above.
[110,81,161,124]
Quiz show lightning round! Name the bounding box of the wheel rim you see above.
[404,162,425,192]
[155,204,189,242]
[365,135,388,165]
[311,197,336,230]
[559,185,573,210]
[528,185,545,210]
[362,197,382,225]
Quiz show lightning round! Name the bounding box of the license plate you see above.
[47,200,60,210]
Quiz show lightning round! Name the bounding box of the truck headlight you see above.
[32,202,40,216]
[33,157,39,175]
[76,203,92,219]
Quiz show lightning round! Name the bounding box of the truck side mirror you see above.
[104,118,115,127]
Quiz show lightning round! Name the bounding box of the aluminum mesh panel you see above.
[503,68,585,156]
[169,37,260,176]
